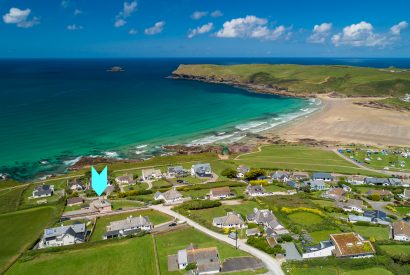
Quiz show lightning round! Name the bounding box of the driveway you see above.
[150,204,284,275]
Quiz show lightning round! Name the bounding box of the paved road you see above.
[150,204,284,275]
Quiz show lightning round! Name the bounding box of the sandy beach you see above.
[275,96,410,147]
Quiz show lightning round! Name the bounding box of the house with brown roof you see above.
[115,174,136,185]
[292,172,310,180]
[330,232,375,258]
[367,189,393,198]
[168,245,221,274]
[90,199,112,213]
[336,199,364,213]
[212,212,246,229]
[322,188,346,200]
[210,187,234,200]
[67,197,84,207]
[392,220,410,241]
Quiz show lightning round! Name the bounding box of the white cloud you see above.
[390,21,408,35]
[191,11,208,20]
[74,9,83,16]
[216,15,287,40]
[188,22,213,38]
[308,22,332,43]
[67,24,83,31]
[114,1,137,28]
[61,0,70,8]
[129,28,138,35]
[144,21,165,35]
[210,10,223,17]
[3,8,39,28]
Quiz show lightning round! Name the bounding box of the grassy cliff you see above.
[173,64,410,97]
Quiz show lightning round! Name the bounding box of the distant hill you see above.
[172,64,410,97]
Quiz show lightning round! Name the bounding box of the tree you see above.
[185,263,197,271]
[244,169,266,181]
[221,168,238,178]
[368,194,381,201]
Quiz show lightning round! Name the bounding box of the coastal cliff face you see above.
[172,64,410,99]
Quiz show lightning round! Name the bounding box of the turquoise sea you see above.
[2,58,408,180]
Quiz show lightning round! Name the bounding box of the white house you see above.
[336,199,364,213]
[154,189,183,204]
[141,168,162,181]
[38,224,86,249]
[392,220,410,241]
[312,172,333,182]
[191,163,212,177]
[32,185,54,198]
[212,212,246,229]
[302,241,335,259]
[103,215,153,239]
[115,175,136,185]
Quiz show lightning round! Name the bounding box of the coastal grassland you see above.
[0,185,26,214]
[235,145,383,176]
[375,97,410,110]
[20,179,67,207]
[7,235,157,275]
[154,227,249,275]
[352,225,390,241]
[0,206,62,274]
[379,244,410,257]
[287,212,324,226]
[173,64,410,97]
[90,209,172,242]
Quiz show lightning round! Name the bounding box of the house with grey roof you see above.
[247,208,288,235]
[115,175,136,185]
[141,168,162,181]
[336,199,364,213]
[191,163,212,177]
[154,189,183,204]
[103,215,153,239]
[302,240,335,259]
[312,172,333,182]
[212,212,246,229]
[68,179,86,191]
[301,180,328,191]
[32,184,54,198]
[270,171,290,182]
[38,223,86,249]
[167,166,188,178]
[169,245,221,274]
[245,185,266,197]
[237,165,250,178]
[364,177,389,186]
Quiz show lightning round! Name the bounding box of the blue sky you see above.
[1,0,409,58]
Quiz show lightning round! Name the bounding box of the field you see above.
[352,225,390,241]
[0,206,61,274]
[379,244,410,257]
[309,229,341,244]
[110,200,143,210]
[287,212,324,226]
[288,267,393,275]
[90,209,172,242]
[0,186,26,214]
[394,206,410,216]
[235,145,381,176]
[7,235,157,275]
[173,64,410,97]
[154,227,249,275]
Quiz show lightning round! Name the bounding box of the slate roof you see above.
[43,224,86,240]
[312,172,333,180]
[213,212,244,226]
[107,215,153,232]
[192,163,212,174]
[246,185,265,194]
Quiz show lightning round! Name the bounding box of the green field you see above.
[0,206,61,273]
[309,229,341,244]
[7,235,157,275]
[155,227,248,275]
[235,145,382,176]
[394,206,410,216]
[288,267,393,275]
[287,212,324,226]
[352,225,390,241]
[379,244,410,257]
[110,200,143,210]
[173,64,410,97]
[375,97,410,111]
[0,186,26,214]
[90,209,172,241]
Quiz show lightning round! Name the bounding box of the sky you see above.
[1,0,410,58]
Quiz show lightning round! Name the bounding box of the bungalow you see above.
[38,223,86,249]
[210,187,234,200]
[367,189,393,198]
[115,175,136,185]
[246,185,266,197]
[302,180,328,191]
[312,172,333,182]
[170,245,221,274]
[167,166,188,178]
[336,199,364,213]
[32,184,54,198]
[330,232,375,258]
[302,240,335,259]
[292,171,310,181]
[90,199,112,213]
[392,220,410,241]
[154,189,183,204]
[141,168,162,181]
[68,179,86,191]
[270,171,290,182]
[364,177,389,186]
[212,212,246,229]
[103,215,153,239]
[364,210,390,225]
[236,165,250,178]
[322,188,346,200]
[347,175,366,185]
[247,208,288,235]
[191,163,213,178]
[67,197,84,207]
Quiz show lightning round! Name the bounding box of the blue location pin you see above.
[91,166,108,196]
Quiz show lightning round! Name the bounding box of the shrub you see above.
[221,168,238,178]
[247,237,276,254]
[244,169,266,181]
[278,234,293,242]
[368,194,381,201]
[185,263,197,270]
[180,200,221,210]
[249,180,268,186]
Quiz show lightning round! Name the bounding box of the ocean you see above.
[1,58,409,180]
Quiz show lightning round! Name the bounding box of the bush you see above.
[180,200,221,210]
[368,194,381,201]
[247,237,276,254]
[244,169,266,181]
[249,180,268,186]
[118,189,153,198]
[278,234,293,242]
[221,168,238,178]
[185,263,197,270]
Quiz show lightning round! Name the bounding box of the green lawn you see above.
[379,244,410,257]
[152,179,173,189]
[0,206,61,274]
[394,206,410,216]
[289,267,392,275]
[309,229,341,244]
[352,225,390,241]
[110,200,143,210]
[235,145,381,176]
[287,212,324,226]
[20,180,66,207]
[264,184,288,192]
[154,227,249,275]
[90,209,172,241]
[0,186,26,214]
[7,235,157,275]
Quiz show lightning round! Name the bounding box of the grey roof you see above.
[349,215,372,222]
[44,224,86,239]
[178,249,188,265]
[271,171,290,179]
[246,185,265,194]
[303,180,326,188]
[364,177,389,185]
[237,165,250,174]
[168,166,185,173]
[280,242,302,261]
[107,215,153,232]
[156,189,182,201]
[192,163,212,174]
[33,185,53,197]
[388,178,402,185]
[213,212,244,226]
[305,240,333,253]
[312,172,333,180]
[247,208,276,224]
[364,210,388,221]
